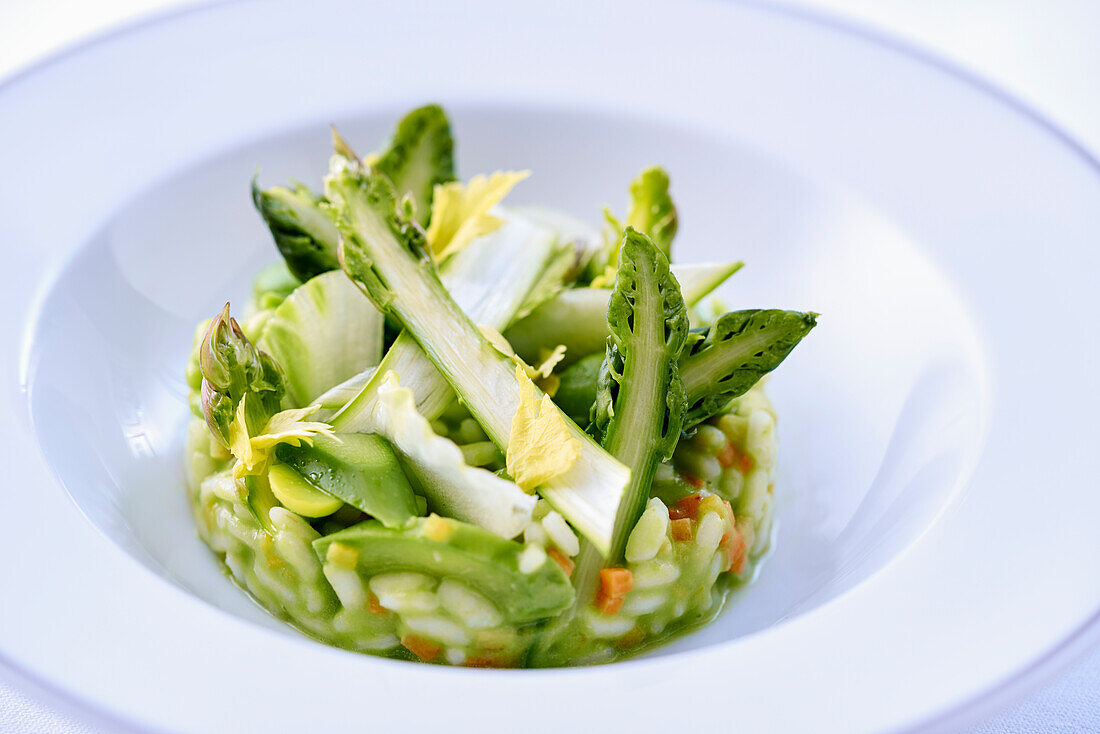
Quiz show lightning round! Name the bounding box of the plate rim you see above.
[2,1,1099,732]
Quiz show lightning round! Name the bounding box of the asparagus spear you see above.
[532,228,689,665]
[326,153,629,556]
[252,104,456,279]
[251,181,342,282]
[622,166,678,258]
[544,308,817,436]
[588,166,678,282]
[590,228,690,557]
[505,261,741,367]
[330,213,563,429]
[198,303,285,448]
[372,103,456,227]
[680,309,817,429]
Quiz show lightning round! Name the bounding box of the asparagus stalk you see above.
[330,213,562,429]
[372,103,456,227]
[588,166,678,282]
[590,228,690,560]
[622,166,678,258]
[532,228,689,665]
[252,105,456,278]
[251,181,342,282]
[505,261,740,367]
[198,303,285,448]
[680,309,817,429]
[326,154,629,555]
[546,308,817,437]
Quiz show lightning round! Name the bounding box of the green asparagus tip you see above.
[198,303,236,390]
[330,126,361,164]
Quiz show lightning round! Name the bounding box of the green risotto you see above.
[183,104,815,667]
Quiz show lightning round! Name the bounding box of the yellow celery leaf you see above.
[478,324,519,362]
[478,324,566,381]
[534,345,567,379]
[231,404,337,477]
[227,396,255,473]
[506,365,581,492]
[426,171,529,260]
[538,374,562,398]
[589,265,618,289]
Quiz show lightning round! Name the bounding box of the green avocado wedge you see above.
[314,515,574,625]
[275,433,418,527]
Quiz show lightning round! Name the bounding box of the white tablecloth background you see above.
[2,0,1098,731]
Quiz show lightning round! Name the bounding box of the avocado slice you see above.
[275,433,418,527]
[313,515,574,625]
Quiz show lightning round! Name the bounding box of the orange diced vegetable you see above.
[670,518,693,541]
[716,442,739,468]
[600,567,634,597]
[682,474,705,490]
[595,567,634,615]
[739,452,754,474]
[595,591,624,615]
[716,442,755,474]
[367,594,388,615]
[547,547,575,576]
[722,528,748,574]
[669,493,703,520]
[401,634,441,662]
[464,656,512,669]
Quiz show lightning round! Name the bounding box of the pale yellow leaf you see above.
[533,345,567,379]
[479,325,566,385]
[230,403,337,478]
[506,365,581,492]
[425,171,529,259]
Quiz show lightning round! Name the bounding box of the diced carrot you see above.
[464,656,512,669]
[722,528,748,574]
[595,567,634,615]
[682,474,705,490]
[670,517,692,541]
[367,594,388,615]
[401,634,441,662]
[547,547,575,576]
[738,452,754,475]
[600,568,634,597]
[615,626,646,649]
[669,493,703,520]
[718,500,736,544]
[595,591,624,615]
[716,442,739,468]
[717,442,755,475]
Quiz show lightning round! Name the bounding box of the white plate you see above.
[2,1,1099,732]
